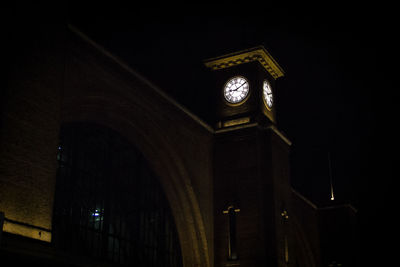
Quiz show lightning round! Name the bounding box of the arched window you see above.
[52,123,182,266]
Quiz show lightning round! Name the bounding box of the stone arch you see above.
[60,82,210,267]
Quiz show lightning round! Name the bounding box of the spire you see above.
[328,152,335,201]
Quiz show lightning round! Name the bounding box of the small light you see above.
[92,209,100,217]
[330,196,335,201]
[281,210,289,220]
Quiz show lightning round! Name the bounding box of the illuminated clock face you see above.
[263,79,273,109]
[223,76,250,104]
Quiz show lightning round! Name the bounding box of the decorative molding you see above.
[204,46,285,79]
[3,217,52,242]
[222,117,251,128]
[215,122,258,134]
[0,212,4,243]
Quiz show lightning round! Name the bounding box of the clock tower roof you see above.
[203,46,285,79]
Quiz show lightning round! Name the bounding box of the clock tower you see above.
[204,46,284,129]
[204,47,294,266]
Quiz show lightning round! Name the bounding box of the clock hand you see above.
[237,82,247,90]
[229,82,247,92]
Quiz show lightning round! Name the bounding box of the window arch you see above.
[52,122,182,266]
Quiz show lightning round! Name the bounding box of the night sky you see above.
[7,2,398,264]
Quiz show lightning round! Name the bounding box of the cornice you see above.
[203,46,285,79]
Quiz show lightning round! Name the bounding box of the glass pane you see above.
[52,123,182,266]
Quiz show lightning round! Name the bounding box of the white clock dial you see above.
[223,76,250,104]
[263,79,273,110]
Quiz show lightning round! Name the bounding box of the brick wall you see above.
[1,24,65,241]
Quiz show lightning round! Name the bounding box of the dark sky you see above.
[7,2,398,262]
[63,1,397,209]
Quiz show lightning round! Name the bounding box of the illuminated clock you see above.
[223,76,250,104]
[263,79,273,110]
